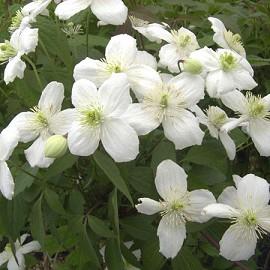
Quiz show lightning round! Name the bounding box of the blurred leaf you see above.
[88,215,114,238]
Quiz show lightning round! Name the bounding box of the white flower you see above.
[0,234,41,270]
[190,47,257,97]
[192,105,236,160]
[131,22,199,73]
[220,90,270,156]
[136,159,216,259]
[208,17,246,57]
[0,127,19,200]
[73,34,157,88]
[67,74,139,162]
[203,174,270,261]
[0,26,38,84]
[9,82,73,168]
[55,0,128,25]
[124,70,205,150]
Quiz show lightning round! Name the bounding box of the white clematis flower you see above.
[191,47,257,97]
[0,127,19,200]
[0,26,38,84]
[220,90,270,156]
[208,17,246,57]
[9,82,73,168]
[192,105,236,160]
[130,21,199,73]
[203,174,270,261]
[74,34,157,88]
[0,234,41,270]
[55,0,128,25]
[136,159,216,259]
[67,74,139,162]
[124,70,205,150]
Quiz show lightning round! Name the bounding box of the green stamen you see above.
[0,41,17,62]
[219,52,238,72]
[81,108,102,126]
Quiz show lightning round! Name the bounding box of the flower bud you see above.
[44,135,68,158]
[183,59,202,74]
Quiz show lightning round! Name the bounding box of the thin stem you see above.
[86,12,90,57]
[23,55,43,89]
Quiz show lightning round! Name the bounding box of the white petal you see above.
[219,224,257,261]
[190,105,208,125]
[19,234,29,244]
[202,203,239,218]
[162,110,204,150]
[9,112,38,143]
[38,81,64,115]
[134,51,157,70]
[237,174,270,209]
[15,27,38,54]
[71,79,98,108]
[233,175,242,187]
[208,17,228,49]
[7,252,25,270]
[146,24,173,43]
[219,132,236,160]
[91,0,128,25]
[218,186,239,209]
[168,73,205,107]
[127,65,162,99]
[136,198,162,215]
[105,34,137,67]
[157,214,186,259]
[122,103,159,135]
[4,56,26,84]
[55,0,92,20]
[73,58,109,87]
[101,119,139,162]
[0,127,19,161]
[249,119,270,156]
[0,161,15,200]
[25,137,55,168]
[160,73,174,83]
[98,73,130,117]
[184,189,216,223]
[50,109,76,135]
[159,44,181,73]
[155,160,187,201]
[68,122,100,156]
[0,251,10,266]
[220,90,247,113]
[231,69,257,91]
[19,241,41,255]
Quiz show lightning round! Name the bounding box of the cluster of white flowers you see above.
[0,0,269,266]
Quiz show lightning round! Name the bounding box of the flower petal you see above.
[19,241,41,255]
[71,79,98,108]
[98,73,130,117]
[0,251,10,266]
[105,34,137,67]
[159,44,181,73]
[220,90,247,113]
[184,189,216,223]
[202,203,239,219]
[155,159,187,200]
[0,161,15,200]
[157,214,186,259]
[55,0,92,20]
[218,186,239,209]
[219,131,236,160]
[162,110,204,150]
[219,224,257,261]
[0,127,19,161]
[73,58,109,87]
[208,17,228,49]
[14,27,38,54]
[4,56,26,84]
[7,252,25,270]
[68,122,100,156]
[25,136,55,168]
[101,119,139,162]
[38,81,64,115]
[91,0,128,25]
[136,198,162,215]
[231,69,257,91]
[134,51,157,70]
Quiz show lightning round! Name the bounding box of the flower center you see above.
[62,22,83,38]
[246,93,269,119]
[9,10,24,33]
[104,59,123,74]
[0,41,17,62]
[31,106,49,128]
[160,94,169,108]
[80,108,103,126]
[171,30,191,48]
[206,106,227,129]
[224,30,244,55]
[219,52,238,72]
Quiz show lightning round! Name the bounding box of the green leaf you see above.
[30,195,45,246]
[108,189,120,244]
[88,215,114,238]
[68,190,85,215]
[44,189,66,215]
[93,151,133,205]
[105,239,125,270]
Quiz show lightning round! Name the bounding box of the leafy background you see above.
[0,0,270,269]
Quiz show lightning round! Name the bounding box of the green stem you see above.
[23,55,43,89]
[86,12,90,57]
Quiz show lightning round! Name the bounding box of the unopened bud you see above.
[183,59,202,74]
[44,135,68,158]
